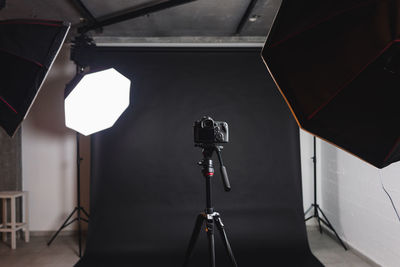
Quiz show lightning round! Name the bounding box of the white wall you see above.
[300,132,400,266]
[21,45,90,231]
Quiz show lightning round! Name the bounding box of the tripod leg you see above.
[214,216,238,267]
[317,207,348,250]
[183,214,205,267]
[206,218,216,267]
[48,207,78,246]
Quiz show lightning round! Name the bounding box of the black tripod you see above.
[304,136,347,250]
[183,145,238,267]
[47,132,89,257]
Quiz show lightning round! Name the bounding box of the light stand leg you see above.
[47,132,90,257]
[317,206,348,250]
[304,137,347,250]
[304,205,313,216]
[305,215,314,222]
[81,207,90,218]
[317,217,323,234]
[47,207,78,246]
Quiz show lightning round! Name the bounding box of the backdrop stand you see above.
[304,136,347,251]
[47,132,89,257]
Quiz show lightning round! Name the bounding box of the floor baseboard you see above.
[29,230,87,237]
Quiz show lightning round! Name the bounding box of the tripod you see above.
[304,136,347,250]
[47,132,89,257]
[183,145,238,267]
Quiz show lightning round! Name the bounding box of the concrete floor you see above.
[307,228,378,267]
[0,229,377,267]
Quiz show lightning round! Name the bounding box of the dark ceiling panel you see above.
[0,0,81,24]
[240,0,281,36]
[85,0,252,36]
[0,0,280,38]
[81,0,153,17]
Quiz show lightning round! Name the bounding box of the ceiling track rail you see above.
[78,0,197,34]
[91,36,265,48]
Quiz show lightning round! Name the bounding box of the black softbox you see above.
[262,0,400,168]
[0,19,70,136]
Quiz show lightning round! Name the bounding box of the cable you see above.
[379,170,400,222]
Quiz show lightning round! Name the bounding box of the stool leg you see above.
[2,198,7,242]
[24,193,29,243]
[11,197,16,249]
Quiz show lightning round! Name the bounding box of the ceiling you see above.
[0,0,281,44]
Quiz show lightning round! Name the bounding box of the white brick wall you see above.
[301,131,400,266]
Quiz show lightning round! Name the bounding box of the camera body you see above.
[194,116,229,145]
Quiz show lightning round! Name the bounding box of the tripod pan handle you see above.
[220,165,231,192]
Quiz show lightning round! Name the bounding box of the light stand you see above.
[47,132,89,257]
[47,34,130,257]
[183,144,237,267]
[304,136,347,250]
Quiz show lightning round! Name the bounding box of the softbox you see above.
[262,0,400,168]
[0,19,70,137]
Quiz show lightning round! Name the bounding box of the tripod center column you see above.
[203,158,214,214]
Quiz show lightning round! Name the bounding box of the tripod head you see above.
[196,144,231,192]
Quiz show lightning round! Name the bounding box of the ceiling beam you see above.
[235,0,258,34]
[78,0,197,34]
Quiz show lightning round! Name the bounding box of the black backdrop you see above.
[75,48,322,267]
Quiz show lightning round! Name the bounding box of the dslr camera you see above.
[194,116,229,145]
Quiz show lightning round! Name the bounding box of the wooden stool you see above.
[0,191,29,249]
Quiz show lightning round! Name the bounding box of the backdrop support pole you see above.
[304,136,347,251]
[47,132,90,258]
